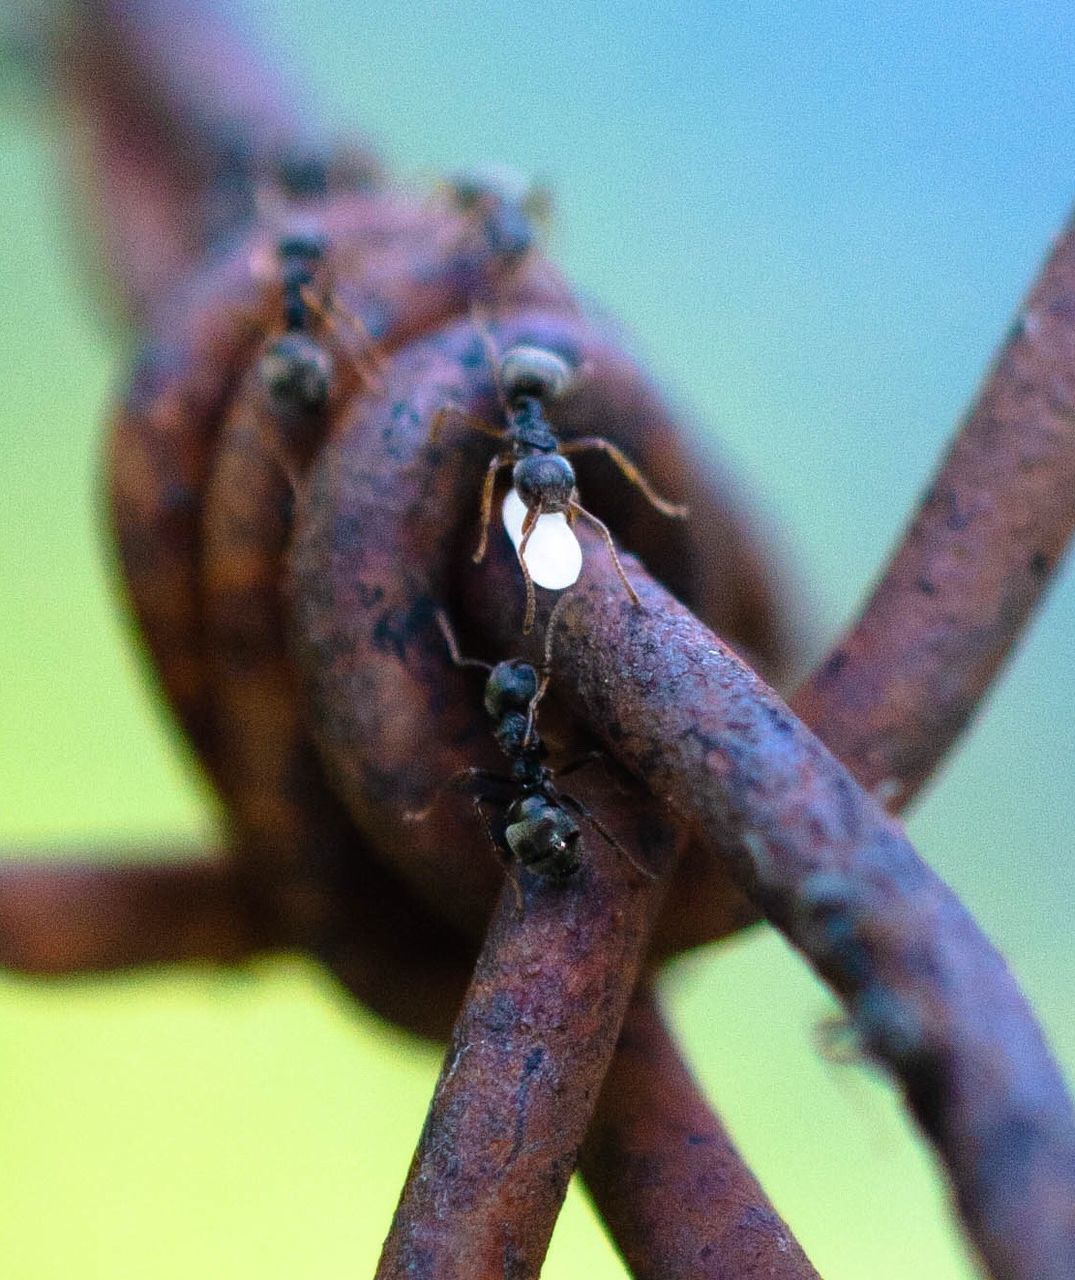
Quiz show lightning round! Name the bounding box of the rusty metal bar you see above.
[44,5,1075,1274]
[375,770,679,1279]
[793,213,1075,806]
[290,307,821,1276]
[0,853,266,972]
[471,522,1075,1280]
[579,984,819,1279]
[572,209,1075,1280]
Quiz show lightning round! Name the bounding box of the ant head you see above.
[448,165,533,208]
[276,230,328,261]
[275,145,331,199]
[504,795,582,881]
[258,334,333,414]
[513,453,576,514]
[499,345,573,403]
[484,660,539,721]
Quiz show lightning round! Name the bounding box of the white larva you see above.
[502,489,583,591]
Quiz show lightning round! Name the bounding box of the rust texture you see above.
[375,776,678,1279]
[579,986,819,1280]
[8,1,1075,1277]
[470,521,1075,1280]
[793,215,1075,808]
[0,852,267,973]
[536,207,1075,1279]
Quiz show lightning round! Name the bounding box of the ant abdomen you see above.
[500,345,574,403]
[258,333,334,416]
[504,795,582,882]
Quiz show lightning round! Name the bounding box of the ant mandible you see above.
[424,605,654,898]
[430,331,689,632]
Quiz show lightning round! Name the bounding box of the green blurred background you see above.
[2,2,1075,1275]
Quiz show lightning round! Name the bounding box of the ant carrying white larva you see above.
[430,330,689,632]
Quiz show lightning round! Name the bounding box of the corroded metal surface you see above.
[580,986,819,1280]
[473,524,1075,1280]
[794,216,1075,809]
[12,2,1075,1277]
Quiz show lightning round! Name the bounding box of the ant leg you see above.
[522,592,570,746]
[568,500,642,608]
[434,608,493,672]
[473,452,513,563]
[516,506,540,634]
[428,405,507,448]
[554,750,604,780]
[323,290,388,378]
[403,766,512,822]
[256,424,301,496]
[560,437,689,518]
[471,797,524,914]
[559,792,657,881]
[300,286,385,391]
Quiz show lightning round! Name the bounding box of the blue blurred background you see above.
[2,2,1074,1275]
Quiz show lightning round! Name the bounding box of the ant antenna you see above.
[298,286,386,392]
[435,608,493,672]
[469,303,512,416]
[559,436,689,519]
[523,592,571,747]
[569,501,641,607]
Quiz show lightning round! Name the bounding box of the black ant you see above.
[417,606,654,898]
[430,331,689,631]
[250,230,382,483]
[441,166,552,266]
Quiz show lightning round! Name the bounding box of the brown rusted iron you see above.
[289,306,765,948]
[16,2,1075,1277]
[793,215,1075,809]
[470,521,1075,1280]
[580,985,819,1280]
[56,0,379,312]
[201,368,476,1037]
[376,764,679,1279]
[0,853,268,973]
[287,303,809,1276]
[97,65,802,1263]
[563,207,1075,1280]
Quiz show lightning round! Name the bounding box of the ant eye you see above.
[499,345,573,402]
